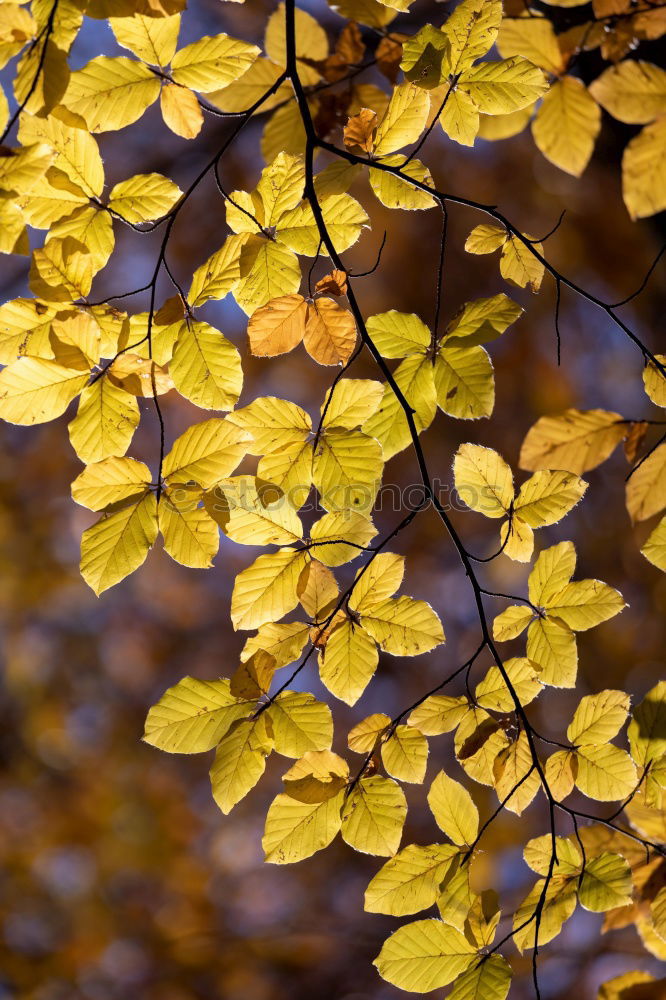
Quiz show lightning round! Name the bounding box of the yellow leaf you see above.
[258,439,313,501]
[652,886,666,941]
[247,293,307,357]
[427,769,479,845]
[72,456,152,511]
[320,378,384,431]
[519,408,626,474]
[492,604,532,641]
[68,377,139,462]
[500,233,544,292]
[170,320,242,410]
[444,0,503,73]
[303,298,357,365]
[401,27,449,91]
[497,14,564,74]
[545,578,626,630]
[63,56,160,131]
[30,236,93,302]
[309,510,376,567]
[206,57,291,115]
[445,293,523,347]
[230,549,308,629]
[277,192,369,256]
[227,394,311,455]
[499,516,534,562]
[297,559,338,619]
[597,971,661,1000]
[369,155,436,210]
[514,469,587,527]
[319,619,378,705]
[49,205,115,273]
[0,142,53,197]
[626,442,666,522]
[455,707,510,785]
[109,12,180,66]
[527,616,578,687]
[209,714,273,814]
[14,39,69,117]
[282,750,349,803]
[644,355,666,408]
[348,712,391,752]
[363,354,436,459]
[460,57,549,116]
[188,234,245,306]
[162,417,248,488]
[453,443,514,517]
[360,595,445,655]
[170,33,259,91]
[529,539,577,606]
[589,60,666,124]
[448,955,512,1000]
[575,744,637,801]
[0,356,87,424]
[492,730,540,815]
[436,859,474,931]
[465,223,506,254]
[80,490,158,595]
[436,86,480,146]
[374,918,476,991]
[262,789,344,863]
[382,725,429,783]
[255,151,305,226]
[241,621,309,670]
[333,0,396,28]
[365,843,459,916]
[235,236,301,314]
[567,690,630,745]
[108,172,182,223]
[475,657,542,712]
[532,76,600,177]
[261,99,307,166]
[374,82,430,156]
[408,695,468,735]
[477,105,533,140]
[544,749,577,799]
[143,675,250,753]
[159,82,203,137]
[628,681,666,766]
[622,118,666,220]
[434,345,494,419]
[513,876,577,952]
[524,833,581,875]
[341,774,407,856]
[579,852,633,912]
[313,427,383,512]
[366,309,430,358]
[265,2,328,83]
[267,690,333,757]
[158,494,219,569]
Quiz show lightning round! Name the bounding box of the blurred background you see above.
[0,1,665,998]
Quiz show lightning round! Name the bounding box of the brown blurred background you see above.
[1,1,665,998]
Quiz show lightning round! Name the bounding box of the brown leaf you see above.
[247,294,307,357]
[457,718,501,760]
[230,650,277,700]
[315,269,348,297]
[624,421,649,464]
[343,108,377,154]
[304,298,357,365]
[336,22,365,66]
[376,34,407,84]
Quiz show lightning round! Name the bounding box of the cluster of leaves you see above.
[0,0,665,997]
